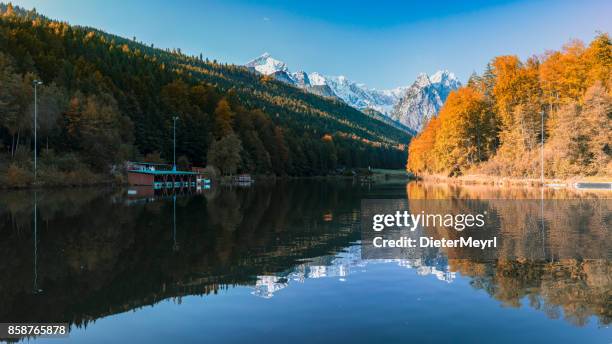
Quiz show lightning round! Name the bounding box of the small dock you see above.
[127,162,211,189]
[574,182,612,190]
[231,174,254,186]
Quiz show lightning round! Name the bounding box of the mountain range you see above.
[246,53,461,132]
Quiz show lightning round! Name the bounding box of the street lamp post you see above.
[33,80,43,180]
[172,116,179,171]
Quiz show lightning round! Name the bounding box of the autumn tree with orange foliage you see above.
[407,33,611,178]
[408,85,496,175]
[407,117,440,174]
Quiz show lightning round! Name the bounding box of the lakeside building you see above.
[126,162,211,189]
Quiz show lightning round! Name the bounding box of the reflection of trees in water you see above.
[406,181,610,200]
[407,182,611,326]
[0,188,110,236]
[0,181,365,327]
[451,259,611,326]
[207,188,245,232]
[0,181,609,329]
[405,200,610,260]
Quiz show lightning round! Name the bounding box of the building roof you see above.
[127,170,201,176]
[131,161,171,165]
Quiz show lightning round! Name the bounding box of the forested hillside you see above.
[408,33,611,178]
[0,4,409,186]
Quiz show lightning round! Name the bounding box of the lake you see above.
[0,180,610,343]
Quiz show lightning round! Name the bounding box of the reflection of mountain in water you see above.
[252,245,455,298]
[0,181,610,331]
[0,181,373,328]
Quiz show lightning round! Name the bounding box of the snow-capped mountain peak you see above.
[430,70,458,84]
[415,73,431,87]
[391,71,462,132]
[429,70,461,103]
[246,52,289,75]
[244,53,461,132]
[335,75,349,83]
[291,71,310,87]
[308,72,328,86]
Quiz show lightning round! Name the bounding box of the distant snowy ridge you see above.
[245,53,461,132]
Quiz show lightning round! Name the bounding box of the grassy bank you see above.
[0,151,121,189]
[216,168,415,185]
[416,173,612,187]
[0,166,119,189]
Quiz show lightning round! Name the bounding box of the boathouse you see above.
[127,162,210,189]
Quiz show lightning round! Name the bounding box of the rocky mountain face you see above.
[245,53,461,132]
[391,71,461,132]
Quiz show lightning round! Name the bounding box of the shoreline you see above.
[0,179,120,190]
[0,171,413,190]
[415,174,612,188]
[4,171,610,191]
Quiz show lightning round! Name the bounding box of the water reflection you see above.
[0,180,610,337]
[252,245,456,299]
[33,191,42,294]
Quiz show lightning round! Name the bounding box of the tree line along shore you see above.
[0,4,409,188]
[1,4,609,189]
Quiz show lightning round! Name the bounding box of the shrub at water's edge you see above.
[0,149,111,188]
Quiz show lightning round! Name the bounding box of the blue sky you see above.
[11,0,612,89]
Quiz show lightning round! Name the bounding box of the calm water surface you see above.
[0,181,610,343]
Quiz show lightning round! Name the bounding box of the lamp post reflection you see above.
[172,194,179,252]
[33,191,42,294]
